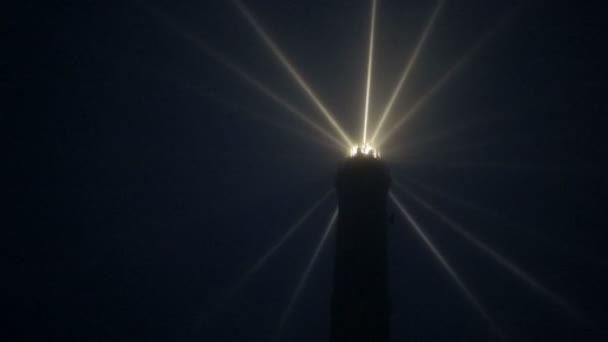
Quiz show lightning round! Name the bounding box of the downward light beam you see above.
[191,191,332,333]
[276,208,338,339]
[390,192,505,340]
[226,190,332,300]
[234,0,353,146]
[400,186,584,321]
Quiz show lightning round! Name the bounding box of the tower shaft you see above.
[331,156,391,342]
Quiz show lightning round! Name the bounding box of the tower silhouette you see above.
[331,149,391,342]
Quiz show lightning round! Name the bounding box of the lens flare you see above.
[276,208,338,339]
[398,185,585,321]
[362,0,377,145]
[370,0,443,144]
[390,192,506,340]
[234,0,353,146]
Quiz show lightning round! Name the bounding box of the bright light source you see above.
[349,143,380,158]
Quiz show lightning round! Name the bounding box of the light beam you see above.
[379,112,496,160]
[395,177,565,250]
[190,191,332,333]
[377,10,514,148]
[227,190,332,299]
[370,0,443,144]
[137,1,348,150]
[362,0,377,145]
[234,0,354,146]
[186,87,347,153]
[398,176,608,268]
[275,208,338,339]
[399,185,584,320]
[212,52,349,150]
[390,192,505,340]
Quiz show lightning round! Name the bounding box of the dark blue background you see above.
[8,0,607,341]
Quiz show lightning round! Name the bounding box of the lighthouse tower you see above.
[331,144,391,342]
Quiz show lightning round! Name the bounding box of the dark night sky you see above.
[7,0,608,341]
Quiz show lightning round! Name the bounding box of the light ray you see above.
[377,10,515,148]
[275,208,338,339]
[393,159,542,170]
[211,53,348,150]
[233,0,353,146]
[137,1,347,150]
[380,114,497,159]
[397,176,608,268]
[397,177,506,219]
[370,0,443,144]
[398,185,585,320]
[190,191,332,333]
[395,177,566,250]
[362,0,377,144]
[227,190,332,299]
[185,87,345,153]
[390,192,505,340]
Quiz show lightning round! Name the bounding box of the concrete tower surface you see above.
[331,147,391,342]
